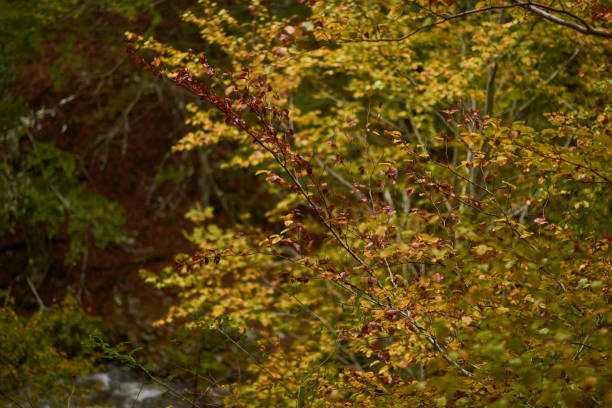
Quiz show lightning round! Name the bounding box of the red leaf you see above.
[384,309,399,320]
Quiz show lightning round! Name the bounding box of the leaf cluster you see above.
[132,0,611,406]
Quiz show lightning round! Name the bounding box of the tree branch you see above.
[335,2,611,43]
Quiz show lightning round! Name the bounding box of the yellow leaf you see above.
[474,244,488,256]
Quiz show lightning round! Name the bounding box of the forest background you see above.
[0,0,610,407]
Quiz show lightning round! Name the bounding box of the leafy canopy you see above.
[133,0,611,406]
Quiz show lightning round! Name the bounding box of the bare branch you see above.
[516,1,611,38]
[335,3,611,44]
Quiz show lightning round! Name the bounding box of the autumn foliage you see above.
[120,0,612,406]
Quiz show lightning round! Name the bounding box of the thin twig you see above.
[334,3,611,44]
[26,277,47,312]
[516,48,580,115]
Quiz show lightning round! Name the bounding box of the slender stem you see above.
[335,3,611,44]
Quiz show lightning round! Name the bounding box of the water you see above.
[75,365,189,408]
[8,365,213,407]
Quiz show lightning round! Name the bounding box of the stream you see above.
[69,365,190,408]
